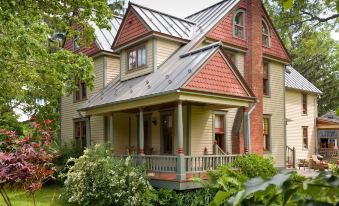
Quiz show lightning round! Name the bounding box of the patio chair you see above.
[310,155,329,171]
[297,159,309,170]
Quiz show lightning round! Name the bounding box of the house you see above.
[285,66,322,164]
[60,0,318,190]
[317,111,339,157]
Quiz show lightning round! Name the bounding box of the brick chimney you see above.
[244,0,264,154]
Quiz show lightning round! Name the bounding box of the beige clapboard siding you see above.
[156,38,181,67]
[263,61,285,168]
[190,106,213,155]
[286,90,317,160]
[61,56,106,144]
[106,56,120,84]
[120,40,153,81]
[234,52,244,75]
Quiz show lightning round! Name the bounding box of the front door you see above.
[161,112,174,155]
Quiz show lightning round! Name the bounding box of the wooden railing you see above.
[143,155,177,172]
[318,148,339,158]
[286,146,295,168]
[213,143,227,155]
[185,155,239,173]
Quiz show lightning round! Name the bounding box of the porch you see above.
[82,90,255,190]
[317,117,339,159]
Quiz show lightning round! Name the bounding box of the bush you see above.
[232,154,277,179]
[61,144,155,206]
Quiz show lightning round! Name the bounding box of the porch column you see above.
[86,116,91,148]
[139,108,144,155]
[176,101,186,181]
[109,113,114,151]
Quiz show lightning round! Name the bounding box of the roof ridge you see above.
[185,0,229,19]
[180,41,222,58]
[129,2,196,25]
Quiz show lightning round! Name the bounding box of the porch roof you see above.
[317,117,339,129]
[79,42,255,114]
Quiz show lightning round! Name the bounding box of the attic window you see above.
[128,45,147,71]
[233,10,245,39]
[262,19,270,47]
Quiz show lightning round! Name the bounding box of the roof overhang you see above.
[80,89,253,116]
[317,118,339,129]
[285,87,322,95]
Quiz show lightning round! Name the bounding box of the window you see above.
[303,127,308,149]
[302,93,307,114]
[263,62,269,96]
[233,10,245,39]
[214,114,226,152]
[74,81,87,101]
[262,19,270,47]
[73,35,80,51]
[74,120,87,149]
[263,117,270,151]
[128,45,146,71]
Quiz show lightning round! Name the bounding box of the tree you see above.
[0,0,124,130]
[265,0,339,115]
[0,119,56,206]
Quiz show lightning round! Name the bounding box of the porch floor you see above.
[147,172,208,182]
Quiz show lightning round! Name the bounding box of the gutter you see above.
[245,101,257,153]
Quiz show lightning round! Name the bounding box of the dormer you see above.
[112,3,196,81]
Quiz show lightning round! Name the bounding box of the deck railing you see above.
[113,154,240,175]
[143,155,177,172]
[318,148,339,158]
[185,155,239,173]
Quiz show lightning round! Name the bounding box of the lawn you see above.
[0,185,69,206]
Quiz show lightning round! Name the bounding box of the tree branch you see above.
[301,10,339,23]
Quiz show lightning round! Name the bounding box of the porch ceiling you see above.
[82,90,253,116]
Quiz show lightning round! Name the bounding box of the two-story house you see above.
[61,0,319,190]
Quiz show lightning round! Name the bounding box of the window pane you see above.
[235,12,244,26]
[128,50,137,70]
[263,117,270,151]
[81,82,87,99]
[302,94,307,114]
[137,46,146,67]
[234,25,244,39]
[303,127,308,149]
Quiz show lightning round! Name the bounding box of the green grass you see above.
[0,185,70,206]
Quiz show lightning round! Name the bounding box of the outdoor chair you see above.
[310,155,329,171]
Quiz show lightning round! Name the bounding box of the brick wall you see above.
[244,0,264,154]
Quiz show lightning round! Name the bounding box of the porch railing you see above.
[143,155,177,172]
[286,146,295,168]
[318,148,339,158]
[185,155,239,173]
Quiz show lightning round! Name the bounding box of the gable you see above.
[261,6,290,61]
[206,0,247,49]
[113,9,151,48]
[183,50,253,98]
[63,24,101,56]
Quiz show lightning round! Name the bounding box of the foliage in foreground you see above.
[61,145,155,206]
[0,120,56,206]
[210,171,339,206]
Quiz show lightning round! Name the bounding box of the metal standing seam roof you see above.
[80,0,242,111]
[90,16,122,52]
[130,3,196,40]
[285,66,322,94]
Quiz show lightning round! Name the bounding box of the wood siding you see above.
[263,61,285,167]
[190,106,213,155]
[156,38,181,67]
[286,90,317,160]
[120,39,154,81]
[61,55,116,144]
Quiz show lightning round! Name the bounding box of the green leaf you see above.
[282,0,293,10]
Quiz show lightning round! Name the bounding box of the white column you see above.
[176,101,185,181]
[109,113,114,151]
[139,108,144,155]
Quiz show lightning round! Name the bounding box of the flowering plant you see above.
[0,119,56,206]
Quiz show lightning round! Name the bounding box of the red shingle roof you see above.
[183,51,252,98]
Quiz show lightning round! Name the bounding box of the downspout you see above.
[245,102,257,154]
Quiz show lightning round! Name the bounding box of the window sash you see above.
[128,45,146,71]
[263,117,270,151]
[302,94,307,114]
[303,127,308,149]
[74,120,87,149]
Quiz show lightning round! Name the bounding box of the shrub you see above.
[232,154,277,179]
[61,144,155,206]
